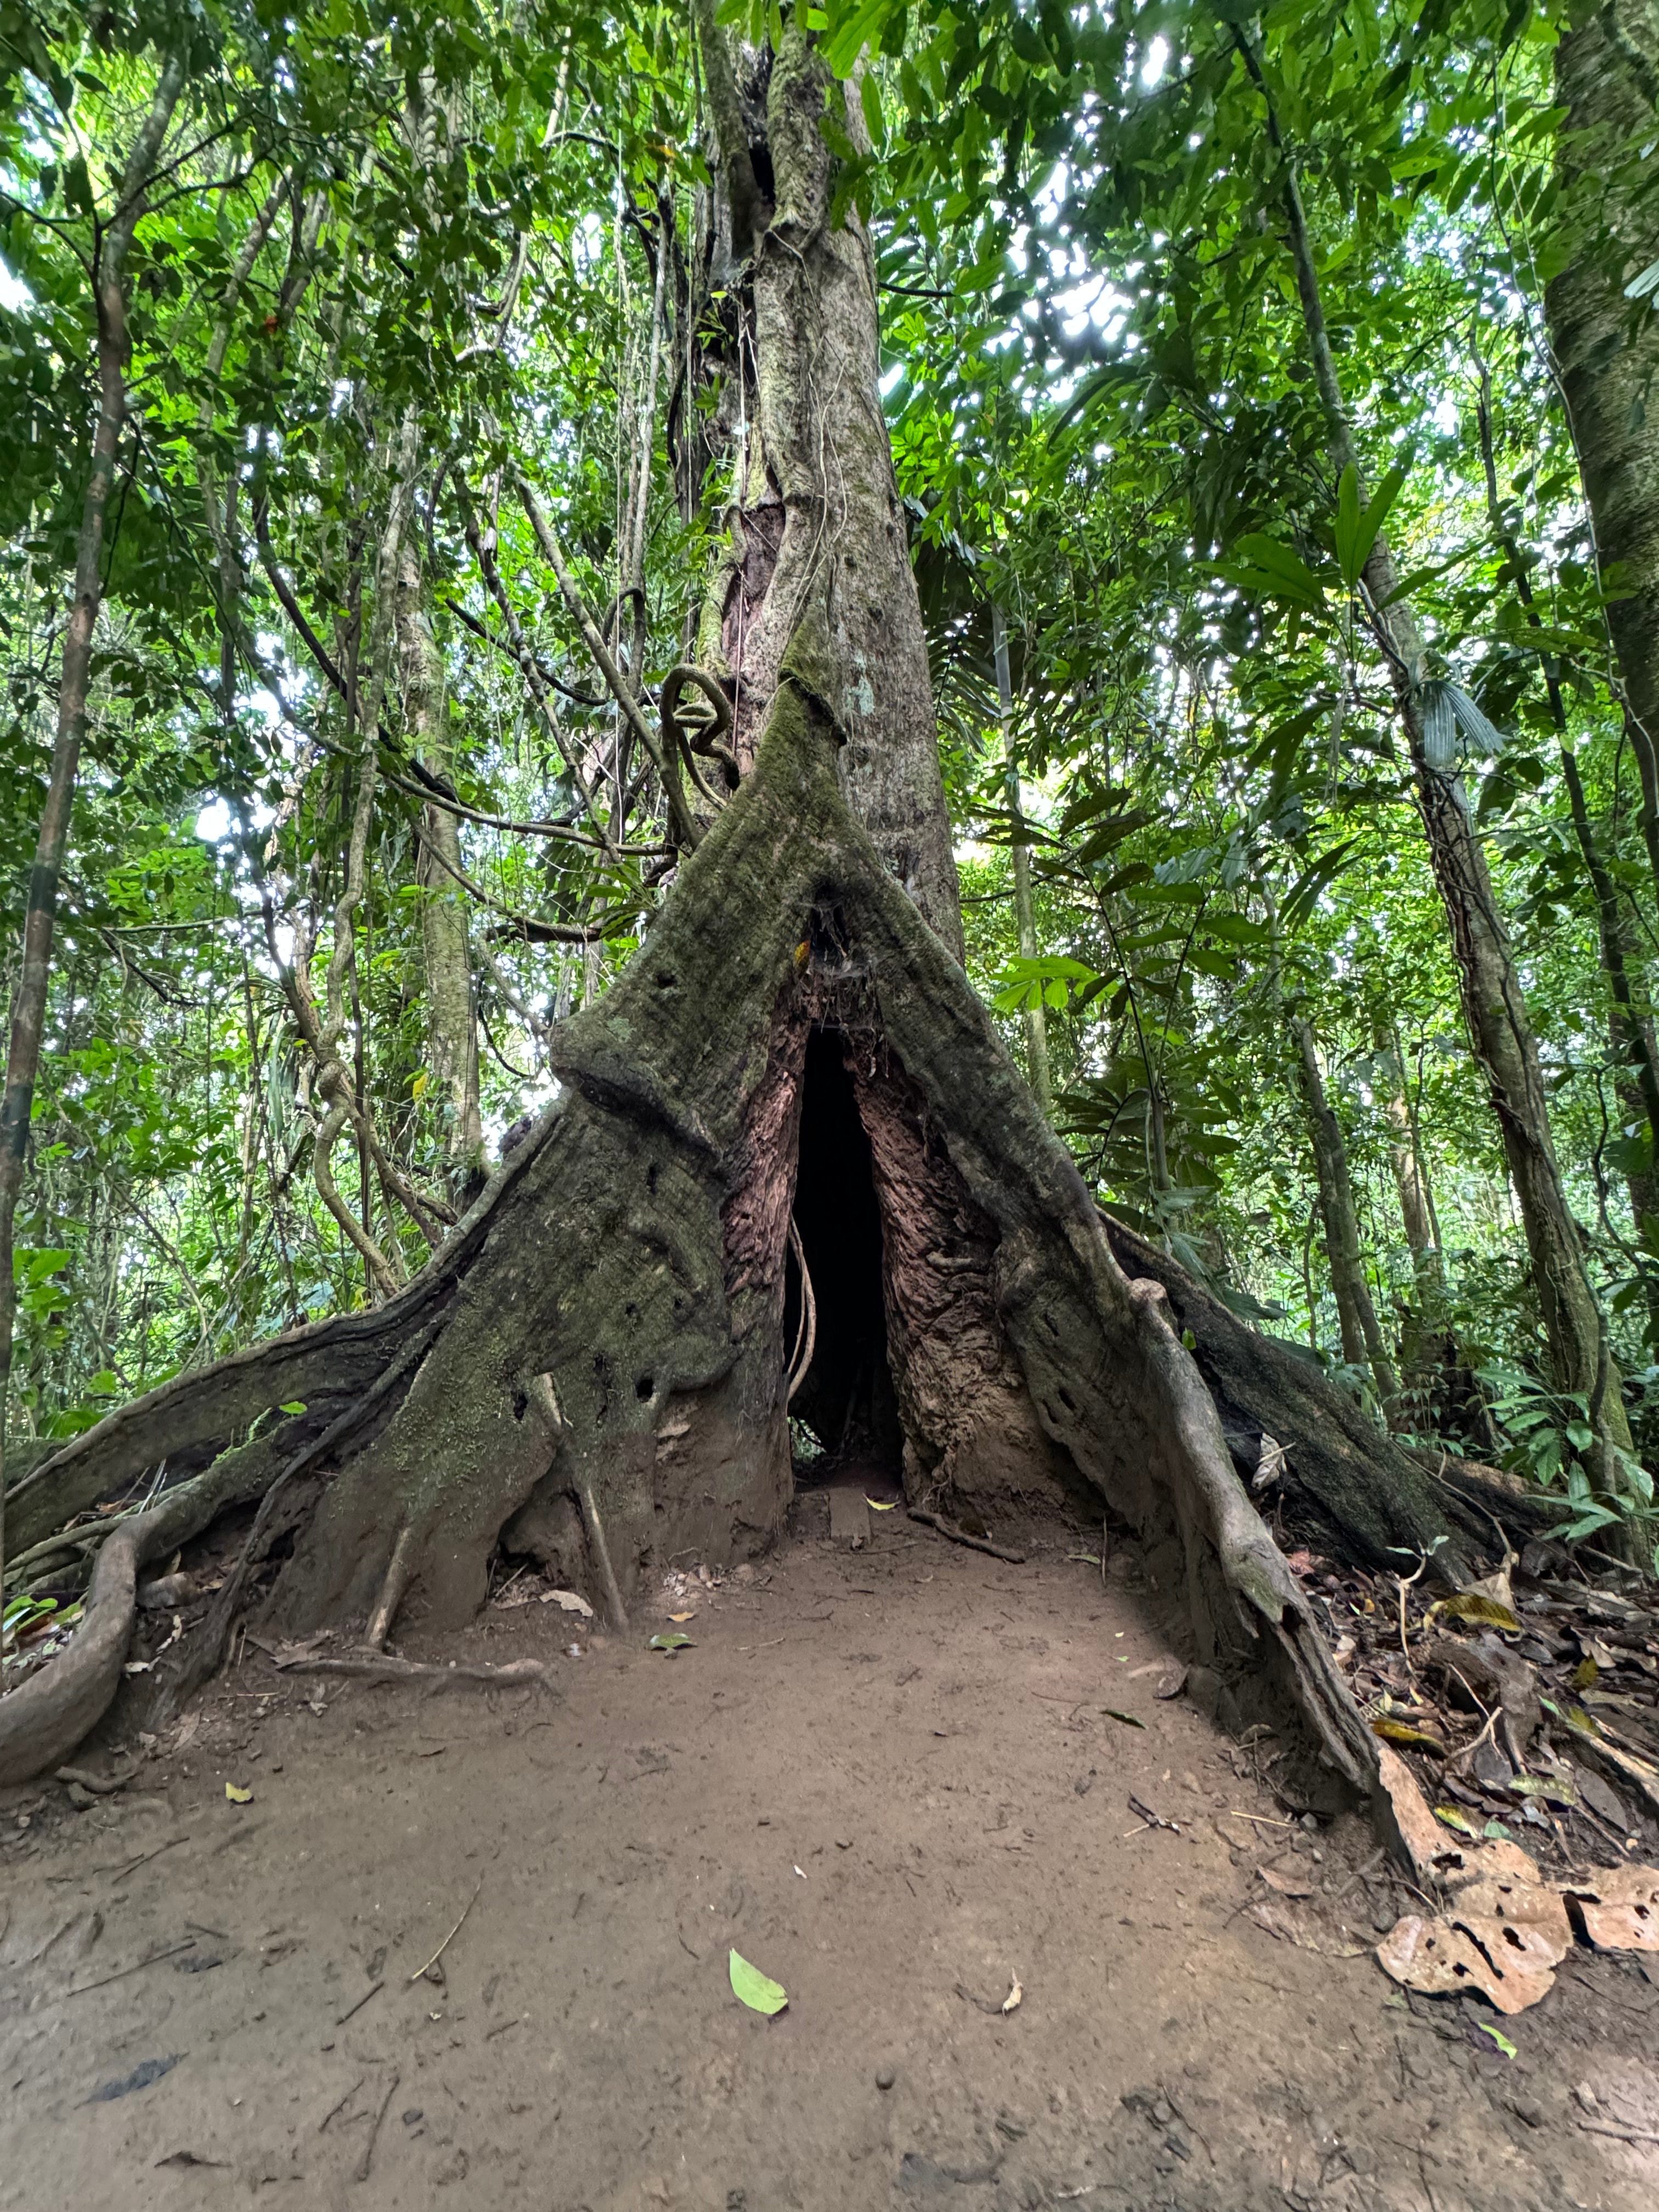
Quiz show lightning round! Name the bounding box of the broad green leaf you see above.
[729,1949,788,2015]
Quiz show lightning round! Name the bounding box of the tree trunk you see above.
[396,538,486,1197]
[1376,1023,1441,1303]
[993,603,1052,1113]
[0,54,186,1618]
[1474,357,1659,1188]
[1240,36,1639,1490]
[1101,1216,1554,1570]
[1548,0,1659,911]
[1289,1014,1401,1418]
[690,4,963,960]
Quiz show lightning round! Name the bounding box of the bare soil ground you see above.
[3,1498,1657,2211]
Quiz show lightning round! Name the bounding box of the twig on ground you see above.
[272,1651,551,1689]
[1444,1707,1500,1776]
[408,1871,484,1983]
[63,1937,196,1998]
[1578,2120,1659,2146]
[335,1980,382,2025]
[49,1832,188,1883]
[907,1509,1026,1564]
[1392,1554,1428,1678]
[355,2070,399,2183]
[578,1482,629,1632]
[319,2075,365,2132]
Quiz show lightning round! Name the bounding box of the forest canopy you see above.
[4,0,1659,1612]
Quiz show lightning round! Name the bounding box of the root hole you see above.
[785,1029,902,1477]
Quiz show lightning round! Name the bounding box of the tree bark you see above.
[1289,1013,1401,1417]
[994,603,1052,1112]
[1238,35,1638,1489]
[1376,1023,1441,1300]
[691,2,964,960]
[0,53,186,1619]
[1547,0,1659,911]
[396,539,486,1197]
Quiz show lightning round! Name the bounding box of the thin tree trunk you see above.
[1375,1021,1443,1312]
[1293,1015,1397,1410]
[0,53,186,1625]
[309,414,420,1300]
[1547,0,1659,913]
[1475,350,1659,1342]
[1263,893,1398,1414]
[992,604,1051,1113]
[396,541,485,1196]
[1238,35,1638,1489]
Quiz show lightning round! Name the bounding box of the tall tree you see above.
[0,7,1408,1809]
[0,46,186,1615]
[397,539,486,1197]
[1234,26,1639,1492]
[1547,0,1659,907]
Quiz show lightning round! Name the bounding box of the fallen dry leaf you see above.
[668,1611,696,1624]
[1374,1742,1464,1882]
[1435,1591,1523,1634]
[1376,1913,1554,2015]
[1376,1832,1659,2013]
[1258,1865,1313,1899]
[1001,1974,1023,2015]
[1372,1717,1447,1756]
[540,1589,595,1618]
[1565,1865,1659,1954]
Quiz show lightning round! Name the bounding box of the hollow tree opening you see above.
[785,1028,902,1472]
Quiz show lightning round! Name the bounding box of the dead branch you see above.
[907,1509,1027,1564]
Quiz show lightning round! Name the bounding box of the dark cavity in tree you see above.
[786,1027,903,1472]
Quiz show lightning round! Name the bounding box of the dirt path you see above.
[2,1510,1656,2210]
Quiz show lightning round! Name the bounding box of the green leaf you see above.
[1334,458,1409,589]
[859,69,884,149]
[824,0,890,77]
[1475,2022,1517,2058]
[729,1948,788,2015]
[280,1401,307,1415]
[648,1630,692,1652]
[1217,533,1327,611]
[1280,840,1361,934]
[1434,1805,1482,1839]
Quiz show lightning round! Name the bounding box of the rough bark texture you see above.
[1548,0,1659,902]
[396,539,486,1192]
[1290,1014,1400,1413]
[693,21,964,961]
